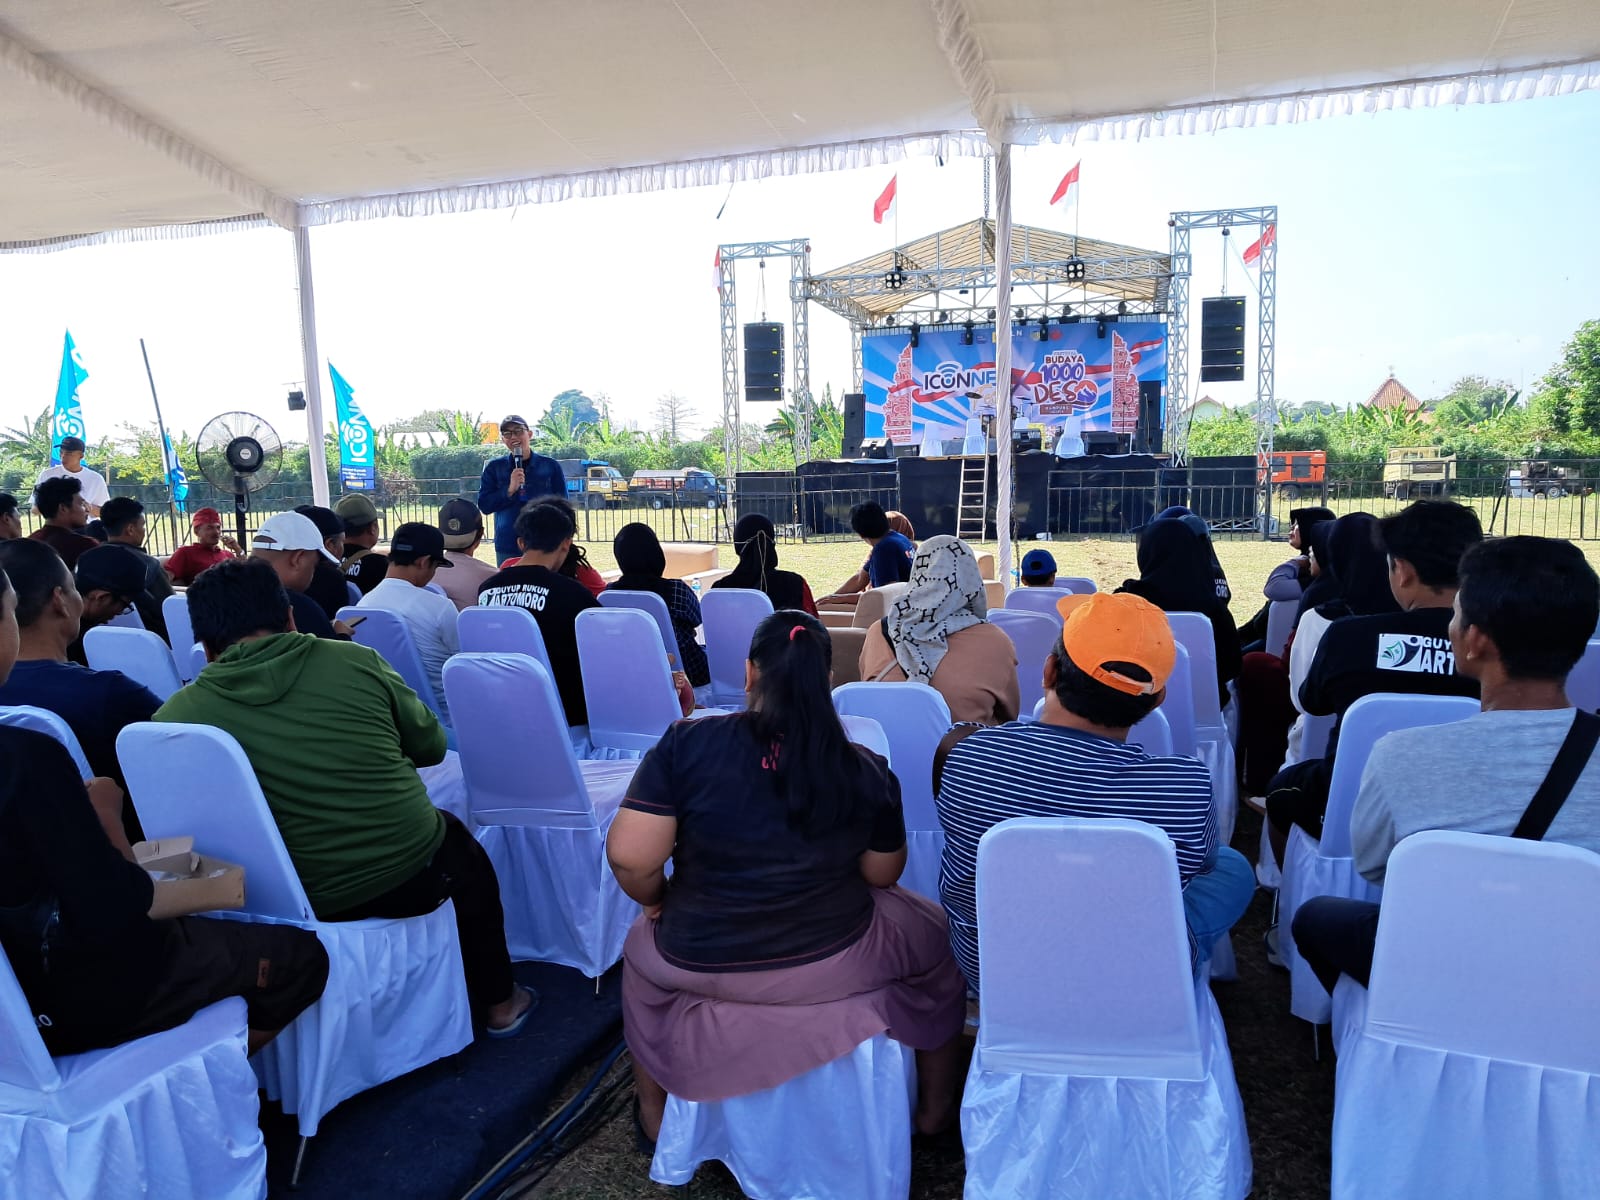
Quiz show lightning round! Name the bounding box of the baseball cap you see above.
[191,506,222,528]
[1054,592,1175,696]
[390,522,454,568]
[74,544,147,600]
[438,498,483,550]
[58,436,86,454]
[499,414,530,432]
[253,512,339,563]
[293,504,343,543]
[335,492,380,530]
[1020,548,1057,581]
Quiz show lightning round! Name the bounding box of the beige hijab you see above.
[885,535,988,684]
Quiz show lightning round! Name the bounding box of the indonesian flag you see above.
[1049,161,1081,208]
[873,174,898,224]
[1242,223,1276,266]
[713,247,723,292]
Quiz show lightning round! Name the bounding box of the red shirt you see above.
[165,542,235,585]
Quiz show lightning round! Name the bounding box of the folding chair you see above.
[962,818,1252,1200]
[988,609,1058,717]
[104,604,145,630]
[443,653,638,976]
[575,607,684,753]
[116,722,473,1179]
[1166,612,1238,841]
[0,959,265,1200]
[1565,637,1600,711]
[336,605,450,728]
[0,705,92,777]
[458,604,553,676]
[1332,831,1600,1199]
[831,681,952,903]
[161,593,207,683]
[1023,699,1174,757]
[597,589,678,665]
[700,588,774,707]
[1263,599,1297,660]
[81,626,183,701]
[1003,586,1080,617]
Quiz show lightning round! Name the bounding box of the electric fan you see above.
[194,411,284,546]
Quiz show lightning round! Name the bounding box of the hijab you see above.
[611,523,671,598]
[1316,512,1400,619]
[1152,506,1230,603]
[885,535,987,683]
[717,514,808,610]
[1124,518,1223,614]
[1295,519,1340,620]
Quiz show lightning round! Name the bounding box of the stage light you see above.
[962,321,975,345]
[909,322,921,347]
[1016,315,1028,329]
[1059,305,1071,322]
[884,315,896,327]
[1065,257,1086,283]
[935,309,949,323]
[1117,300,1128,315]
[1014,307,1026,322]
[884,268,906,290]
[987,308,996,320]
[1036,322,1049,342]
[1096,319,1107,338]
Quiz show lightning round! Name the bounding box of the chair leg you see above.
[290,1135,310,1189]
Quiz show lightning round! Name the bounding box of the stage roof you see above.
[2,0,1596,250]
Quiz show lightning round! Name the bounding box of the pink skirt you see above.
[622,886,966,1102]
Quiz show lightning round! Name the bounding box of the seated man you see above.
[935,592,1255,992]
[1019,548,1057,588]
[356,522,459,721]
[435,498,498,611]
[0,492,23,541]
[27,476,98,569]
[477,501,600,726]
[100,497,174,635]
[817,503,916,607]
[1292,536,1600,993]
[74,542,165,649]
[0,561,330,1055]
[336,493,390,596]
[0,539,161,812]
[294,504,354,620]
[250,512,354,640]
[164,506,243,585]
[1264,500,1484,868]
[157,558,533,1036]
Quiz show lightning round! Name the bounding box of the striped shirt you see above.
[936,720,1216,992]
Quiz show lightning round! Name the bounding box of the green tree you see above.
[1532,320,1600,437]
[1432,376,1516,428]
[547,389,603,430]
[0,408,51,466]
[435,410,486,446]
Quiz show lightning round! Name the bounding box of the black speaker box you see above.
[1200,297,1246,382]
[840,392,867,457]
[744,322,784,401]
[1136,380,1163,453]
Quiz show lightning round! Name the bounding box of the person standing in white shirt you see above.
[434,498,498,612]
[357,522,460,721]
[35,436,110,516]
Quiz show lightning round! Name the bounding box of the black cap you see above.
[75,544,147,599]
[389,522,453,567]
[58,436,86,453]
[499,415,529,432]
[293,504,343,543]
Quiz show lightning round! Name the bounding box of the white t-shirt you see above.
[358,576,461,722]
[35,462,110,509]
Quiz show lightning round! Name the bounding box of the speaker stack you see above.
[840,392,867,457]
[743,323,784,402]
[1199,297,1246,383]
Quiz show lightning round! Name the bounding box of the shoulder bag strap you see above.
[1511,710,1600,841]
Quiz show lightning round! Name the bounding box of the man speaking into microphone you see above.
[477,414,567,565]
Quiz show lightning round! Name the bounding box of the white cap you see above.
[253,512,339,563]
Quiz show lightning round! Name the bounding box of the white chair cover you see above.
[963,817,1251,1199]
[345,581,361,606]
[417,750,469,824]
[81,626,183,701]
[443,653,639,976]
[651,1032,917,1199]
[988,609,1057,717]
[116,722,472,1138]
[1166,612,1238,842]
[1279,693,1478,1023]
[104,604,145,630]
[337,605,448,726]
[1056,577,1098,594]
[0,705,93,777]
[838,714,892,763]
[831,681,952,903]
[597,588,678,664]
[1332,831,1600,1200]
[1163,643,1199,758]
[1565,637,1600,711]
[1003,586,1078,616]
[1022,701,1172,757]
[1263,599,1296,659]
[160,594,206,683]
[700,588,773,707]
[0,960,265,1200]
[575,607,682,753]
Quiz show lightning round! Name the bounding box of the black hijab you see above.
[1123,518,1223,614]
[1153,506,1230,603]
[715,514,809,610]
[1316,512,1400,620]
[611,523,672,599]
[1295,519,1340,620]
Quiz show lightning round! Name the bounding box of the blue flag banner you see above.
[51,330,89,464]
[329,363,376,492]
[162,432,190,514]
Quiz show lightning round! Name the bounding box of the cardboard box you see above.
[134,837,247,919]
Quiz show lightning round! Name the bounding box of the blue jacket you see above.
[477,452,566,563]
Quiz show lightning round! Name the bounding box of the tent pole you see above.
[294,224,332,508]
[993,143,1014,588]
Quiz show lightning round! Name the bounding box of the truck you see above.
[557,459,627,508]
[629,467,727,509]
[1507,460,1582,499]
[1383,446,1456,500]
[1258,450,1326,500]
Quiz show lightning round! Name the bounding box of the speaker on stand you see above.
[1199,297,1246,383]
[1136,381,1163,454]
[841,392,867,458]
[743,323,784,402]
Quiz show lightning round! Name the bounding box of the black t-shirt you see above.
[289,589,340,639]
[305,560,350,619]
[1301,606,1480,759]
[621,714,905,972]
[477,563,601,724]
[0,659,161,789]
[342,548,390,596]
[0,727,166,1053]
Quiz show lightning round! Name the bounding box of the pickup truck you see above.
[1383,447,1456,500]
[629,468,727,509]
[558,459,627,507]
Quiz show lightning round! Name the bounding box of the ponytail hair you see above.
[746,610,882,835]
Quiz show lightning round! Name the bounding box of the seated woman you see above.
[859,535,1020,725]
[608,611,966,1145]
[606,522,710,692]
[711,514,817,615]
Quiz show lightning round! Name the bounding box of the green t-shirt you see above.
[156,632,447,915]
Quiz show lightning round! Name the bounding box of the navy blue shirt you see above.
[866,531,915,588]
[0,659,162,787]
[477,453,567,564]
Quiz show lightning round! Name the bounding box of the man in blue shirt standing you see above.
[477,414,566,565]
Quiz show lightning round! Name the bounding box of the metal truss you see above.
[1166,206,1278,538]
[717,238,813,474]
[867,300,1163,329]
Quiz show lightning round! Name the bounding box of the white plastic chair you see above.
[1003,586,1079,617]
[575,607,683,753]
[597,588,678,665]
[651,1033,917,1199]
[345,581,361,607]
[831,681,952,903]
[988,609,1058,717]
[161,593,207,683]
[1331,831,1600,1200]
[1162,642,1199,758]
[442,653,639,976]
[962,818,1251,1200]
[0,961,266,1200]
[701,588,773,707]
[1565,638,1600,711]
[0,705,93,777]
[1023,698,1174,757]
[115,722,473,1162]
[1166,612,1238,841]
[81,626,183,701]
[1279,693,1479,1024]
[104,604,145,630]
[1263,599,1296,659]
[458,604,553,676]
[838,714,892,763]
[337,605,449,727]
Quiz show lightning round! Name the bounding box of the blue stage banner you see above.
[328,363,376,492]
[861,321,1166,445]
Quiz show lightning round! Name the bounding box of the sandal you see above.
[484,984,538,1039]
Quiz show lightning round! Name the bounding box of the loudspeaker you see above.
[840,392,867,458]
[1199,296,1246,382]
[743,322,784,401]
[1136,381,1163,453]
[1082,431,1126,455]
[860,438,893,460]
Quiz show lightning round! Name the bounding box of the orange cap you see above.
[1054,592,1176,696]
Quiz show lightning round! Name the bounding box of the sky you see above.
[1,87,1596,451]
